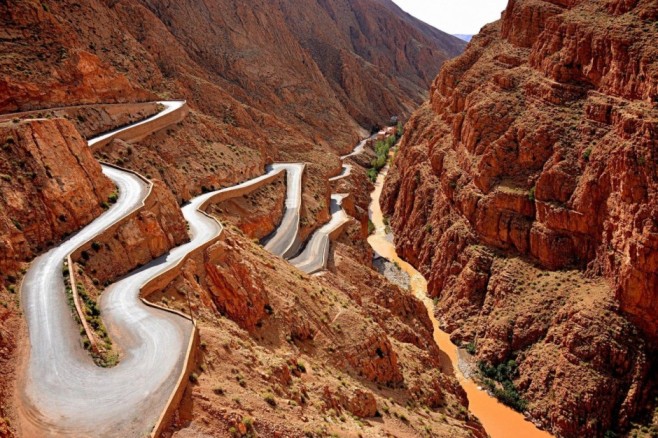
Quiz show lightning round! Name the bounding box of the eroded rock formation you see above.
[0,118,114,277]
[383,0,657,436]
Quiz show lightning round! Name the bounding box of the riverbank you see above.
[367,163,553,438]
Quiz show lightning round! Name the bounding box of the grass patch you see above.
[368,219,375,235]
[62,262,119,368]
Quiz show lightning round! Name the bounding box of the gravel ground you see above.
[373,257,410,290]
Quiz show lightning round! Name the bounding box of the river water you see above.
[367,165,553,438]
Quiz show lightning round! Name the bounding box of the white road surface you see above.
[19,102,280,437]
[262,163,305,258]
[87,101,186,148]
[289,194,350,274]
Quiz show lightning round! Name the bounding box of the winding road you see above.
[19,101,368,434]
[19,102,282,437]
[262,163,305,258]
[285,138,368,273]
[289,194,350,274]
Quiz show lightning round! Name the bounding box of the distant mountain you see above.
[453,34,473,42]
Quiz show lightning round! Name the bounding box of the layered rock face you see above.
[0,119,114,277]
[0,0,463,142]
[146,229,485,437]
[383,0,657,436]
[72,180,189,286]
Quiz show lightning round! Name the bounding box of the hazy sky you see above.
[391,0,509,35]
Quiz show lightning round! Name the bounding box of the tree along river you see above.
[367,164,553,438]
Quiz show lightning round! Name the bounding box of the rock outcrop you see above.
[0,118,114,279]
[150,229,485,437]
[72,180,189,286]
[383,0,657,436]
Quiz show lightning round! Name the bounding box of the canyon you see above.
[0,0,485,437]
[0,0,655,437]
[383,0,658,436]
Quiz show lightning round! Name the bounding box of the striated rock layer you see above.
[0,119,114,276]
[383,0,657,436]
[146,229,485,437]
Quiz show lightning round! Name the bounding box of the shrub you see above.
[368,219,375,235]
[296,361,307,373]
[213,387,224,395]
[91,242,102,252]
[108,192,119,204]
[528,186,536,202]
[465,342,476,355]
[583,147,592,161]
[396,122,404,138]
[478,360,528,412]
[11,219,22,231]
[264,392,277,407]
[189,372,199,383]
[366,168,378,183]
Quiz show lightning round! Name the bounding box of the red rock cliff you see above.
[0,118,114,277]
[383,0,657,436]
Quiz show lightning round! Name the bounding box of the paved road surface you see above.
[20,103,280,437]
[289,194,350,274]
[262,163,305,258]
[87,101,186,148]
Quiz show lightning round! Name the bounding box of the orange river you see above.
[367,164,553,438]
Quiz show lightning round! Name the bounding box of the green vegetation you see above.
[263,392,277,407]
[528,186,536,202]
[189,372,199,384]
[368,219,375,235]
[583,147,593,161]
[11,219,22,231]
[61,261,119,367]
[478,360,528,412]
[108,191,119,204]
[366,167,379,183]
[366,135,398,182]
[465,342,477,355]
[396,121,404,137]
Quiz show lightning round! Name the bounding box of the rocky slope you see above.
[147,227,485,438]
[0,0,464,240]
[382,0,658,436]
[0,0,472,436]
[0,117,116,435]
[0,118,115,281]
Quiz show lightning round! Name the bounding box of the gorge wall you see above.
[0,0,474,436]
[383,0,657,436]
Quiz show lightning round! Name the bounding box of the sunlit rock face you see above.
[383,0,658,436]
